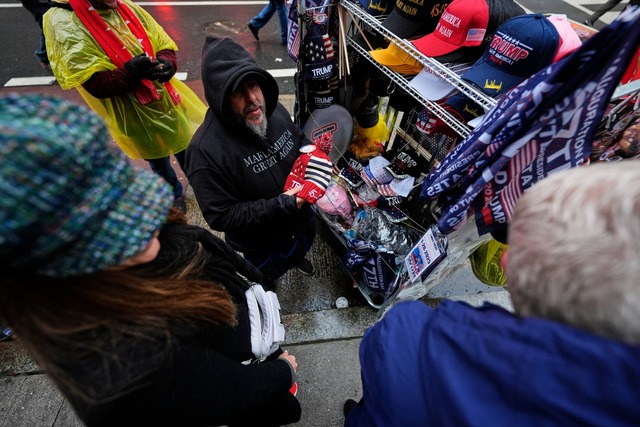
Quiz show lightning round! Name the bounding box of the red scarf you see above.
[69,0,180,105]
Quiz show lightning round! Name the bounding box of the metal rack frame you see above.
[330,1,640,315]
[339,0,498,114]
[347,37,473,138]
[308,0,491,311]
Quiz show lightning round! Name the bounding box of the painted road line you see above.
[3,70,295,88]
[4,77,57,87]
[268,68,296,78]
[515,1,533,13]
[561,0,617,22]
[4,72,189,88]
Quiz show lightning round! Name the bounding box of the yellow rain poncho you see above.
[43,0,205,159]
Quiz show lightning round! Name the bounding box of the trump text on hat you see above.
[488,33,531,65]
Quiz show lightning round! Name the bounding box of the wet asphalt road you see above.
[1,0,297,92]
[0,0,609,90]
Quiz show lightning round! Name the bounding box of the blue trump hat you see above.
[461,14,560,96]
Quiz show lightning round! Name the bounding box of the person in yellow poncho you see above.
[43,0,206,209]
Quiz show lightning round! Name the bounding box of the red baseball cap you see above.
[412,0,489,58]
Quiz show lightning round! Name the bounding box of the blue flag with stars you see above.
[420,5,640,235]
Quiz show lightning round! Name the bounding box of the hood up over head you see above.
[200,36,279,123]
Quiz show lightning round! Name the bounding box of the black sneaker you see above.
[296,259,315,276]
[343,399,358,417]
[247,23,260,41]
[583,18,593,27]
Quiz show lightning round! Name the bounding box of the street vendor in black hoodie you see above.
[185,36,316,287]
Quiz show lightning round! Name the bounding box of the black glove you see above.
[124,53,159,80]
[149,58,175,83]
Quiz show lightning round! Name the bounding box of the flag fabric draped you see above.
[420,5,640,235]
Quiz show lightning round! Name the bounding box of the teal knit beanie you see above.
[0,94,173,277]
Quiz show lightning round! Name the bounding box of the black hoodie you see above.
[184,36,312,253]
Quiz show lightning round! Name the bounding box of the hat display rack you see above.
[311,133,459,311]
[347,37,472,138]
[292,0,497,311]
[288,0,420,310]
[308,0,497,312]
[292,0,340,125]
[340,0,497,139]
[296,0,640,314]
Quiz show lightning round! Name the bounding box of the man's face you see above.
[230,79,267,137]
[89,0,118,9]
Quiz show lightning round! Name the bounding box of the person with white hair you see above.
[507,161,640,345]
[344,162,640,426]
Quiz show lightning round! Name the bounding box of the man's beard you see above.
[238,103,268,139]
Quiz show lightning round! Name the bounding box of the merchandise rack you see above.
[339,0,498,118]
[346,37,473,138]
[303,0,499,312]
[317,0,497,313]
[316,1,640,314]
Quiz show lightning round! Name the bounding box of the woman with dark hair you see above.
[0,94,300,427]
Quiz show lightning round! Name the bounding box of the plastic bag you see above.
[352,207,420,257]
[468,238,508,286]
[342,239,398,296]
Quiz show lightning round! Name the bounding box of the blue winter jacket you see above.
[346,300,640,427]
